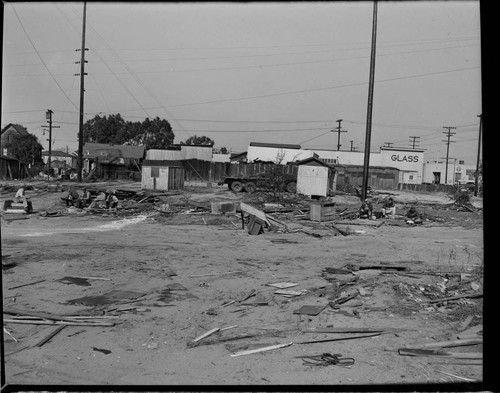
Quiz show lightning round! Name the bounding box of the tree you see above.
[182,135,214,146]
[83,114,127,144]
[3,133,43,165]
[126,117,175,149]
[213,146,228,154]
[82,114,175,149]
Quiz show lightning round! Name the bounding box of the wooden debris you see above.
[65,276,111,281]
[35,325,66,347]
[3,319,114,326]
[8,280,46,290]
[192,327,220,343]
[385,337,482,351]
[230,342,293,357]
[434,370,479,382]
[239,202,271,226]
[189,270,242,278]
[4,327,18,342]
[295,332,381,344]
[397,348,482,359]
[329,224,349,236]
[302,327,385,334]
[422,292,483,304]
[267,282,299,289]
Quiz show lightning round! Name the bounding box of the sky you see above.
[1,1,482,164]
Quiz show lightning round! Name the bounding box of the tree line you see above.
[4,114,228,165]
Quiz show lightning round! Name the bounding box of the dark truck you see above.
[219,173,297,194]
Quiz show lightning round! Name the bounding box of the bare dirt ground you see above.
[1,179,484,388]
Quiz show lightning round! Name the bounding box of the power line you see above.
[9,4,79,113]
[166,65,479,108]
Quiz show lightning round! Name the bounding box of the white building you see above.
[247,142,315,164]
[423,159,478,185]
[146,144,213,161]
[305,147,424,184]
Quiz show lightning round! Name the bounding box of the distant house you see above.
[1,123,29,157]
[230,152,248,163]
[83,143,145,179]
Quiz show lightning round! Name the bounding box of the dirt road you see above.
[1,180,483,386]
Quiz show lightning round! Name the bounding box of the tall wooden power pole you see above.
[77,2,87,182]
[442,126,456,184]
[332,119,347,151]
[42,109,60,181]
[474,114,482,196]
[361,1,378,201]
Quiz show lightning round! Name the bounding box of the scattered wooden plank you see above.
[239,202,271,226]
[302,327,385,334]
[295,332,381,344]
[7,280,46,290]
[330,223,349,236]
[434,370,479,382]
[397,348,482,359]
[230,342,293,357]
[189,270,242,278]
[192,327,220,343]
[35,325,66,347]
[65,276,111,281]
[385,338,482,351]
[267,282,299,289]
[422,292,483,304]
[3,319,114,326]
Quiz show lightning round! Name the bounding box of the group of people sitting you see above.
[64,188,119,209]
[359,196,423,224]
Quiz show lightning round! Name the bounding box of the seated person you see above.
[381,197,396,219]
[405,206,423,224]
[77,188,92,208]
[14,184,30,211]
[105,190,119,209]
[359,199,373,219]
[65,187,80,207]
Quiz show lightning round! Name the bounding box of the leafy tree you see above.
[82,114,174,149]
[213,146,228,154]
[83,114,127,144]
[126,117,174,149]
[3,133,43,165]
[182,135,214,146]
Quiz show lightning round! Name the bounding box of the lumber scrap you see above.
[422,292,483,304]
[35,325,66,347]
[230,342,293,357]
[397,348,482,359]
[239,202,271,226]
[7,280,46,290]
[295,332,381,344]
[192,327,220,344]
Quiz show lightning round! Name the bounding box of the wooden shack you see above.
[141,160,185,191]
[295,157,336,197]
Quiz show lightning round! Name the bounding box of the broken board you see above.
[293,305,326,316]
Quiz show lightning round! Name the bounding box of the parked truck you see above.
[219,172,297,194]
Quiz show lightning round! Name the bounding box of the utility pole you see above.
[474,114,482,196]
[332,119,347,151]
[409,136,420,149]
[442,126,456,184]
[361,1,378,201]
[76,1,88,182]
[41,110,60,181]
[350,140,354,152]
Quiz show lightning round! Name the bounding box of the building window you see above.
[409,175,414,180]
[151,167,159,177]
[459,160,465,165]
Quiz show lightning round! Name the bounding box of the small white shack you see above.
[296,157,336,197]
[141,160,184,191]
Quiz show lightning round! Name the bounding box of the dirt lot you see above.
[1,179,484,387]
